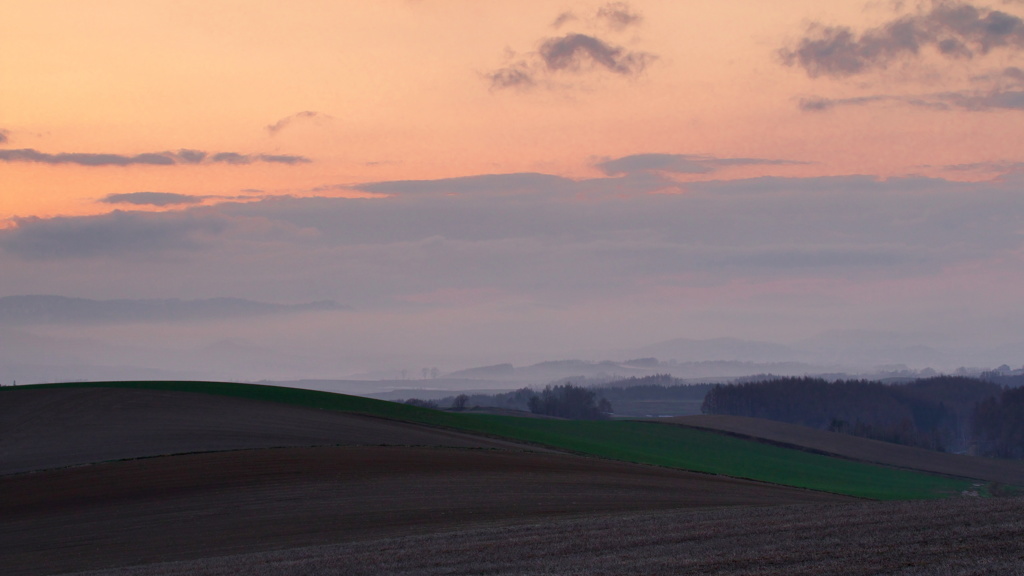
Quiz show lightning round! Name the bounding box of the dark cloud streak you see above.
[0,211,226,259]
[487,3,654,91]
[0,149,177,166]
[781,2,1024,78]
[0,148,310,167]
[100,192,205,206]
[539,33,653,75]
[353,173,576,196]
[800,88,1024,111]
[597,153,807,175]
[265,111,335,136]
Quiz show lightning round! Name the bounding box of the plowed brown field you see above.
[4,386,1019,576]
[0,445,850,576]
[59,497,1024,576]
[0,387,527,474]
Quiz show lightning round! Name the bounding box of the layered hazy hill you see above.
[2,295,1019,386]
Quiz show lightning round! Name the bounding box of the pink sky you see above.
[3,1,1024,380]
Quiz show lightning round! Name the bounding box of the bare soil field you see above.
[7,385,1019,575]
[58,497,1024,576]
[0,387,530,474]
[0,445,851,576]
[665,414,1024,486]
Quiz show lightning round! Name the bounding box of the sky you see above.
[3,0,1024,381]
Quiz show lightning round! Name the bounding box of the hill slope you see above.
[0,387,526,474]
[3,381,981,500]
[666,414,1024,486]
[0,385,854,575]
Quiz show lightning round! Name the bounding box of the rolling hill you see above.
[1,381,1017,575]
[665,414,1024,487]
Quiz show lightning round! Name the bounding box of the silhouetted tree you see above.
[702,376,995,452]
[972,387,1024,458]
[527,383,611,420]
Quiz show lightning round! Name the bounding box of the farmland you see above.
[56,498,1024,576]
[9,381,982,499]
[0,445,849,576]
[667,414,1024,486]
[2,381,1021,575]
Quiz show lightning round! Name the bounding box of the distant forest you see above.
[702,376,1024,458]
[410,383,611,420]
[418,374,712,418]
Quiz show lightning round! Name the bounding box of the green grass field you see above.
[15,380,976,500]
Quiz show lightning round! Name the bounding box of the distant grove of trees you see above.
[972,387,1024,459]
[404,384,612,420]
[527,384,612,420]
[701,376,1004,454]
[408,373,1024,457]
[594,374,713,404]
[417,374,712,419]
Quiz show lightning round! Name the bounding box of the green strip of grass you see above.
[16,380,975,500]
[446,416,972,500]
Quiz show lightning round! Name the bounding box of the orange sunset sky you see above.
[3,1,1024,380]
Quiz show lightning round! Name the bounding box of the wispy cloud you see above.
[1,211,226,259]
[939,160,1024,171]
[100,192,206,206]
[552,11,577,29]
[352,173,576,196]
[798,95,901,111]
[487,3,655,91]
[265,111,336,136]
[781,1,1024,78]
[0,148,310,166]
[596,2,642,31]
[487,63,537,90]
[552,3,641,31]
[0,149,177,166]
[0,295,344,325]
[539,33,652,75]
[596,153,807,176]
[800,87,1024,112]
[0,130,9,145]
[209,152,310,165]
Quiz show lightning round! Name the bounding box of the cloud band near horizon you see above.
[0,148,310,167]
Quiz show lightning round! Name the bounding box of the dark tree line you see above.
[428,375,711,418]
[414,384,612,419]
[594,374,713,402]
[527,384,612,420]
[432,387,539,412]
[972,387,1024,458]
[979,371,1024,389]
[701,376,1000,453]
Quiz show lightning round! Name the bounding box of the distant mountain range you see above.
[0,295,346,324]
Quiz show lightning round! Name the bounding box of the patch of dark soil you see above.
[0,387,527,474]
[0,445,851,576]
[61,497,1024,576]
